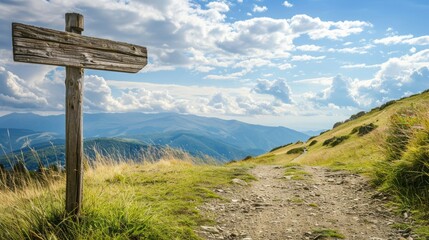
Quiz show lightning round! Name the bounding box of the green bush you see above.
[322,136,349,147]
[286,147,305,155]
[309,140,317,146]
[350,123,377,136]
[379,100,396,111]
[269,143,292,152]
[374,106,429,233]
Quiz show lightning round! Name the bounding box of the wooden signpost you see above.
[12,13,147,216]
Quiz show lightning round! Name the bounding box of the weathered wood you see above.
[12,12,148,218]
[12,22,147,73]
[65,13,84,216]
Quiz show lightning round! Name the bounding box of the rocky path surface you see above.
[198,165,410,240]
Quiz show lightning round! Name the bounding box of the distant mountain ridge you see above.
[0,112,309,162]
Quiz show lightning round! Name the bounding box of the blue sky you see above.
[1,0,429,131]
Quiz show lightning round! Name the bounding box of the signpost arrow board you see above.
[12,13,148,217]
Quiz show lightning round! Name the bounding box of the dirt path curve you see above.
[199,165,405,240]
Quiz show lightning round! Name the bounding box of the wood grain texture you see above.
[65,13,84,217]
[12,23,147,73]
[65,67,84,216]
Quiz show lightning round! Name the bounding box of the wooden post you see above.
[12,13,147,218]
[65,13,84,216]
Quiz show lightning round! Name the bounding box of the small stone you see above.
[201,226,220,234]
[232,178,248,186]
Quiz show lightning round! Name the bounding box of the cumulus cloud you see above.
[374,34,429,45]
[340,63,380,69]
[283,1,293,8]
[253,4,268,13]
[252,79,293,103]
[206,1,230,12]
[353,49,429,106]
[328,45,374,54]
[296,44,322,52]
[0,67,49,109]
[0,0,372,82]
[291,55,325,61]
[290,15,371,40]
[310,75,358,107]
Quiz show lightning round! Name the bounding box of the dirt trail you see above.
[198,165,407,240]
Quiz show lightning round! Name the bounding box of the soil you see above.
[198,165,411,240]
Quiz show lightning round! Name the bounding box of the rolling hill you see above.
[249,90,429,171]
[0,138,183,171]
[0,112,309,161]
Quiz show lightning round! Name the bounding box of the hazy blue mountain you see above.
[0,128,61,153]
[0,138,173,171]
[303,129,327,137]
[0,112,309,161]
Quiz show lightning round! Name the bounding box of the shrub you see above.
[309,140,317,146]
[385,109,419,161]
[242,155,253,161]
[269,143,292,152]
[322,136,349,147]
[286,147,305,155]
[332,121,343,128]
[350,123,377,136]
[319,130,329,135]
[348,111,366,121]
[374,105,429,229]
[379,100,396,111]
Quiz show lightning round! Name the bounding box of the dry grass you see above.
[0,149,253,239]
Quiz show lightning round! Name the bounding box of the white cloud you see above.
[296,45,322,52]
[0,67,49,109]
[410,47,417,53]
[374,34,429,45]
[374,35,414,45]
[237,0,243,3]
[354,49,429,106]
[283,1,293,8]
[252,79,293,103]
[310,75,358,107]
[291,55,325,61]
[0,1,372,82]
[253,4,268,13]
[328,44,374,54]
[340,63,380,69]
[278,63,294,70]
[290,14,371,40]
[206,1,230,12]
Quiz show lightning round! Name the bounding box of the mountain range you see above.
[0,112,309,168]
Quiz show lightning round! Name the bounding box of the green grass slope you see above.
[241,90,429,238]
[249,91,429,173]
[0,157,253,239]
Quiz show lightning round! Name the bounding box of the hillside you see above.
[0,138,184,171]
[0,112,309,161]
[251,90,429,172]
[234,90,429,238]
[2,92,428,239]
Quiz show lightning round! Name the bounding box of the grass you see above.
[373,105,429,238]
[284,163,310,180]
[0,153,253,239]
[240,90,429,238]
[311,228,345,239]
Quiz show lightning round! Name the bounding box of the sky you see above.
[1,0,429,131]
